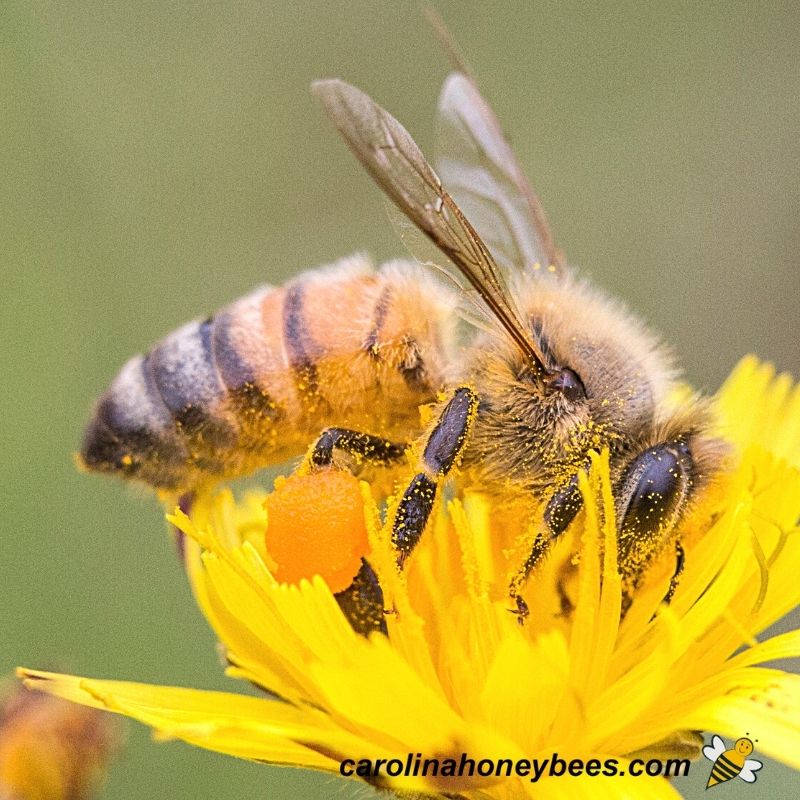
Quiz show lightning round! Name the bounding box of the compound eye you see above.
[545,367,586,401]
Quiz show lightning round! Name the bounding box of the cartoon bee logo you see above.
[703,734,763,789]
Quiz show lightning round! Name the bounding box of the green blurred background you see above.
[2,1,798,797]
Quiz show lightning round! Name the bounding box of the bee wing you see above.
[435,71,563,276]
[382,199,506,339]
[702,736,726,762]
[739,759,763,783]
[312,78,547,373]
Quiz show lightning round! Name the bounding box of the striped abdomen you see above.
[707,752,744,788]
[81,256,454,490]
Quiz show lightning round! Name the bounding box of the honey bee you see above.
[81,59,725,626]
[703,735,763,788]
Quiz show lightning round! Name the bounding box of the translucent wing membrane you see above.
[435,72,563,275]
[312,78,546,372]
[383,198,510,340]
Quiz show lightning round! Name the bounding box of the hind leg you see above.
[308,427,407,471]
[304,428,407,635]
[309,388,478,566]
[305,387,478,631]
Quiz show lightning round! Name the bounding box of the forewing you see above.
[739,759,763,783]
[702,736,725,761]
[383,199,502,339]
[436,72,562,275]
[312,78,546,371]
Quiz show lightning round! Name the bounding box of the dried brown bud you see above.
[0,678,121,800]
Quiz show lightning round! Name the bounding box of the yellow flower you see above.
[19,356,800,799]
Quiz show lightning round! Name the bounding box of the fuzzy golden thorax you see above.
[459,272,704,494]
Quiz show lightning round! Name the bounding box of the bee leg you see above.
[508,473,584,623]
[623,540,687,620]
[333,558,388,636]
[555,558,578,617]
[304,429,407,636]
[508,533,550,622]
[663,538,686,604]
[172,492,194,563]
[392,387,478,568]
[617,440,693,617]
[657,539,686,615]
[309,428,406,471]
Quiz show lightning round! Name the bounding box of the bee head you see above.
[734,738,754,756]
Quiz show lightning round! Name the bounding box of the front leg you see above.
[392,387,478,567]
[508,472,584,621]
[511,438,695,622]
[617,439,693,616]
[662,539,686,607]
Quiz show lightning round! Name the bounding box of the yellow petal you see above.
[18,669,338,771]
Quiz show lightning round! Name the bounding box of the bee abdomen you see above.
[80,354,191,488]
[211,288,281,417]
[707,754,741,787]
[81,257,455,491]
[282,281,325,411]
[82,290,287,489]
[145,318,240,456]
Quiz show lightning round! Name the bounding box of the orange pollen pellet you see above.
[263,470,370,593]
